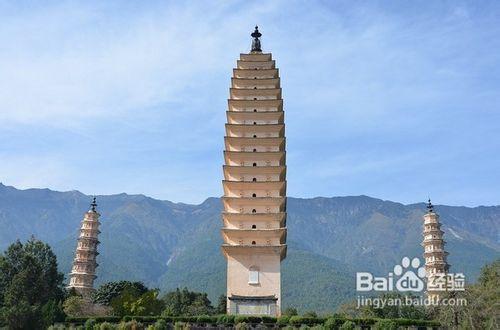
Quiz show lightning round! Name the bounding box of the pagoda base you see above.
[228,295,278,316]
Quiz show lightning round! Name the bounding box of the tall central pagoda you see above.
[221,26,287,316]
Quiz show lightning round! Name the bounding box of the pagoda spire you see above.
[67,196,102,297]
[427,198,434,213]
[251,26,262,52]
[90,196,97,212]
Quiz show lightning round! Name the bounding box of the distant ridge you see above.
[0,183,498,312]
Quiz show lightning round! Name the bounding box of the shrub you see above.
[374,319,397,330]
[210,315,219,324]
[47,325,66,330]
[303,311,318,318]
[84,319,96,330]
[248,316,264,323]
[235,322,249,330]
[234,315,263,324]
[196,315,212,324]
[393,318,439,327]
[65,316,89,324]
[173,321,188,330]
[324,317,346,329]
[121,316,158,323]
[99,322,116,330]
[277,315,290,326]
[117,320,145,330]
[289,316,301,326]
[339,320,355,330]
[216,314,226,324]
[261,316,277,324]
[160,316,173,323]
[234,316,247,324]
[94,316,121,323]
[289,316,323,326]
[282,307,298,316]
[172,316,197,323]
[352,318,376,326]
[217,314,235,325]
[138,316,159,323]
[154,319,168,330]
[309,326,325,330]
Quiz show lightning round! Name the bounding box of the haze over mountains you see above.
[0,183,498,312]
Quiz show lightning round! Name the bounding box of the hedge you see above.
[217,314,236,325]
[63,314,440,328]
[289,315,326,326]
[234,315,265,324]
[66,316,121,324]
[325,317,348,329]
[374,319,398,330]
[276,315,290,326]
[154,318,168,330]
[122,315,161,323]
[196,315,219,325]
[261,316,277,324]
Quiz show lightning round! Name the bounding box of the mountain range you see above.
[0,183,498,312]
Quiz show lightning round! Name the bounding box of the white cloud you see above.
[0,1,499,205]
[0,1,284,126]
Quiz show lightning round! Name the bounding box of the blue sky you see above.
[0,1,499,206]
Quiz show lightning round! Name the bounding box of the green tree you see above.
[110,287,142,317]
[41,300,66,326]
[84,318,96,330]
[436,259,499,329]
[339,320,355,330]
[0,238,65,329]
[154,318,168,330]
[216,294,227,314]
[336,300,361,318]
[302,311,318,318]
[66,287,81,298]
[162,288,214,316]
[128,290,165,316]
[111,288,164,317]
[2,267,43,329]
[92,280,148,306]
[282,307,298,316]
[63,295,93,317]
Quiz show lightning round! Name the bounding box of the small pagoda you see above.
[422,199,450,300]
[67,196,101,297]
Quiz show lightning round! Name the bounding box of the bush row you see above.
[65,315,440,327]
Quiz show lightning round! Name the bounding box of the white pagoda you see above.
[221,27,287,316]
[67,197,101,297]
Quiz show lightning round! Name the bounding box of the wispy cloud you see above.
[0,1,499,206]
